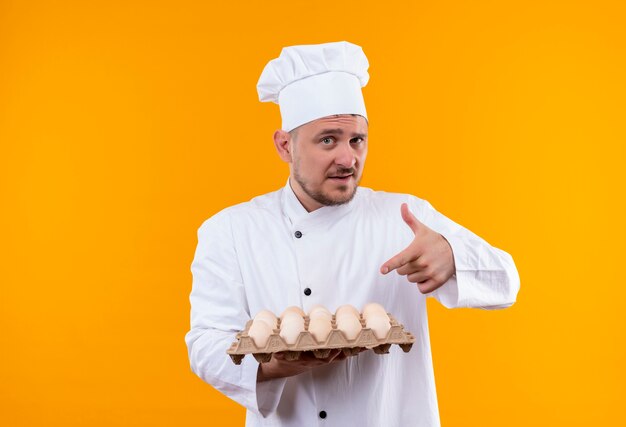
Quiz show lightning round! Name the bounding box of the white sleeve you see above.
[409,197,521,310]
[184,211,286,417]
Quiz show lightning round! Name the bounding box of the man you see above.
[185,41,520,426]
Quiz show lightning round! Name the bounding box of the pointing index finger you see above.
[380,248,411,274]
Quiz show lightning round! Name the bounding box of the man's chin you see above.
[295,174,360,207]
[319,184,358,206]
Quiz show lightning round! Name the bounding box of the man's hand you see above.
[380,203,456,294]
[257,350,353,382]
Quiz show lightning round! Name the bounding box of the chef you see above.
[185,41,520,426]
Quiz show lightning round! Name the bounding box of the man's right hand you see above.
[257,350,350,382]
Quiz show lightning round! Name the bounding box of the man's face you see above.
[288,114,368,211]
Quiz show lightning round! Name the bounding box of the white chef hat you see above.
[257,41,369,132]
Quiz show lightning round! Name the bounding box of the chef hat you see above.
[257,41,369,132]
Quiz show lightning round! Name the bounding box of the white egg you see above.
[309,310,333,322]
[279,319,305,345]
[307,304,328,314]
[308,317,332,344]
[335,304,360,319]
[254,310,278,329]
[366,313,391,339]
[308,306,332,321]
[362,303,387,320]
[336,313,362,340]
[281,311,305,327]
[248,319,273,348]
[280,306,305,319]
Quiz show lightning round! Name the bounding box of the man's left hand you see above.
[380,203,456,294]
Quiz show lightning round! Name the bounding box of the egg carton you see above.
[227,314,415,365]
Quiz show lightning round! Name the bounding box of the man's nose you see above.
[335,143,357,168]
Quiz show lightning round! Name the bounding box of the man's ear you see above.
[273,130,293,163]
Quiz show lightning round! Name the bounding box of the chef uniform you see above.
[185,41,520,427]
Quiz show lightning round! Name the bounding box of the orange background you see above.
[1,0,625,425]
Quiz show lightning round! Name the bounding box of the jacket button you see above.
[294,230,302,238]
[304,288,312,296]
[319,410,327,419]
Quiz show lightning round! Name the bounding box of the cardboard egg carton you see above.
[227,313,415,365]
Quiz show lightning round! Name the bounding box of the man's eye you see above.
[321,137,334,145]
[350,137,363,144]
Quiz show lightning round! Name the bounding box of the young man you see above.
[185,41,520,426]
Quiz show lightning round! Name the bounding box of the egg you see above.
[279,319,305,345]
[308,317,332,344]
[362,303,387,320]
[336,313,362,340]
[366,313,391,339]
[310,310,333,322]
[281,311,305,327]
[254,310,278,329]
[335,304,360,319]
[280,306,305,319]
[248,319,273,348]
[308,305,332,321]
[280,311,305,344]
[307,304,327,314]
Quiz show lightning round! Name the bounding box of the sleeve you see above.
[409,197,521,310]
[184,211,286,417]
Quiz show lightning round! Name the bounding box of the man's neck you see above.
[288,177,323,213]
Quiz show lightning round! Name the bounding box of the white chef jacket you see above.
[185,179,520,427]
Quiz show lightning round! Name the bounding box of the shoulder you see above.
[197,188,283,233]
[357,186,433,219]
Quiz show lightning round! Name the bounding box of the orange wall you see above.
[1,1,625,425]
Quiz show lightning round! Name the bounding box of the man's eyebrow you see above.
[314,129,368,139]
[315,128,344,137]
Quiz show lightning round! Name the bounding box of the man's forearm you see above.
[257,350,346,382]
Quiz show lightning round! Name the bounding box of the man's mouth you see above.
[328,173,354,181]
